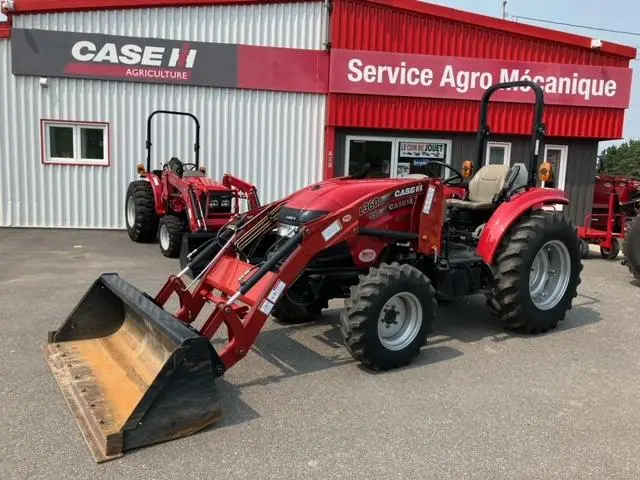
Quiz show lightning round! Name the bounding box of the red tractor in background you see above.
[43,81,584,462]
[125,110,260,257]
[577,173,640,260]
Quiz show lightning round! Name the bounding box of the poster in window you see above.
[397,162,410,178]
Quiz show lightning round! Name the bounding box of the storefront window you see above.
[486,142,511,166]
[397,141,449,177]
[346,139,392,178]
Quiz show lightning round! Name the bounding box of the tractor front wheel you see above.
[623,215,640,283]
[600,238,620,260]
[490,211,582,334]
[158,215,186,258]
[272,276,329,325]
[125,180,158,243]
[340,262,436,371]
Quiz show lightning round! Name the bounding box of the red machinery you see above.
[577,174,640,259]
[125,110,260,257]
[42,82,583,462]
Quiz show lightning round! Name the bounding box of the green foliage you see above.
[598,139,640,179]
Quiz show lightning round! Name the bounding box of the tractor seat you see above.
[182,170,206,178]
[446,164,511,211]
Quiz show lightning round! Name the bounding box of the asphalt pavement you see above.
[1,227,639,479]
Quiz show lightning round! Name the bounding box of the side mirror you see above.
[538,162,553,183]
[462,160,474,178]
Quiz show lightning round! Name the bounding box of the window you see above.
[485,142,512,166]
[42,120,109,166]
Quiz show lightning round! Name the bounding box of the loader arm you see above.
[162,171,209,232]
[155,199,363,370]
[223,173,261,210]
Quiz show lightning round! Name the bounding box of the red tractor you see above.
[43,82,583,462]
[125,110,260,258]
[577,173,640,259]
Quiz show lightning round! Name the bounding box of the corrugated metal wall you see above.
[1,1,327,228]
[328,0,629,139]
[328,95,625,139]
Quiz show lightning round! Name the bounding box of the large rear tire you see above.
[158,215,186,258]
[623,215,640,283]
[340,262,436,371]
[125,180,158,243]
[490,211,582,334]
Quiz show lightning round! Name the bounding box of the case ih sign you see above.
[329,48,634,109]
[10,28,329,94]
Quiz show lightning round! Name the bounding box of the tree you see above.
[598,139,640,179]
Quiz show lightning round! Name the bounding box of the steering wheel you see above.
[181,162,198,171]
[420,160,465,186]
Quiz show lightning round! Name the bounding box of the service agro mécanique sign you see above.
[329,48,633,109]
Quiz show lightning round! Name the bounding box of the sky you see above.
[2,1,637,150]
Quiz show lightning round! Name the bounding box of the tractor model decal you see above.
[359,195,390,216]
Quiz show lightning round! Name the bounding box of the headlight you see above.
[221,199,231,208]
[277,223,299,238]
[209,199,219,208]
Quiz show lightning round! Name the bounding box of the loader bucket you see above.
[42,273,226,463]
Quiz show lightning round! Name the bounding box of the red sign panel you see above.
[329,49,633,109]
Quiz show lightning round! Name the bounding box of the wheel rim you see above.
[529,240,572,311]
[159,224,170,251]
[126,197,136,227]
[377,292,423,351]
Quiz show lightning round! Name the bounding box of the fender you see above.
[142,172,166,216]
[477,188,569,264]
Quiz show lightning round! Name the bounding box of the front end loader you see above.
[44,81,583,463]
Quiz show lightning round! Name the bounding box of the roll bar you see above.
[145,110,201,172]
[475,81,546,189]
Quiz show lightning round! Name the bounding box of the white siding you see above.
[1,2,328,228]
[13,2,327,50]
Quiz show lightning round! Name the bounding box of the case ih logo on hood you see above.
[394,184,424,198]
[66,40,198,81]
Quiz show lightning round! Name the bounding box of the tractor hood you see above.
[183,175,230,191]
[279,177,423,225]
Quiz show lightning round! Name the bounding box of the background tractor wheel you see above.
[158,215,186,258]
[272,275,329,325]
[125,180,158,243]
[622,215,640,283]
[579,238,589,259]
[340,262,436,371]
[490,211,582,334]
[600,238,620,260]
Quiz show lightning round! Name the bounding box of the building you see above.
[0,0,636,229]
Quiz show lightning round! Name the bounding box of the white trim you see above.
[485,141,512,166]
[42,121,109,166]
[344,135,453,179]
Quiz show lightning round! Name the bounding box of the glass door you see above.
[345,136,395,178]
[395,139,452,178]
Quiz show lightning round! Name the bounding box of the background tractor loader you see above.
[125,110,260,258]
[43,81,583,463]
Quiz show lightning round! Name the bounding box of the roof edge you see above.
[366,0,637,60]
[3,0,317,15]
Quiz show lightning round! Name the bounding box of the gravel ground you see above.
[1,227,639,480]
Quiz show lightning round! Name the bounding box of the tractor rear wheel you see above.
[600,238,620,260]
[158,215,185,258]
[622,215,640,283]
[490,211,582,334]
[340,262,436,370]
[125,180,158,243]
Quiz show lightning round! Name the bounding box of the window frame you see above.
[41,119,110,167]
[540,144,569,211]
[485,141,512,166]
